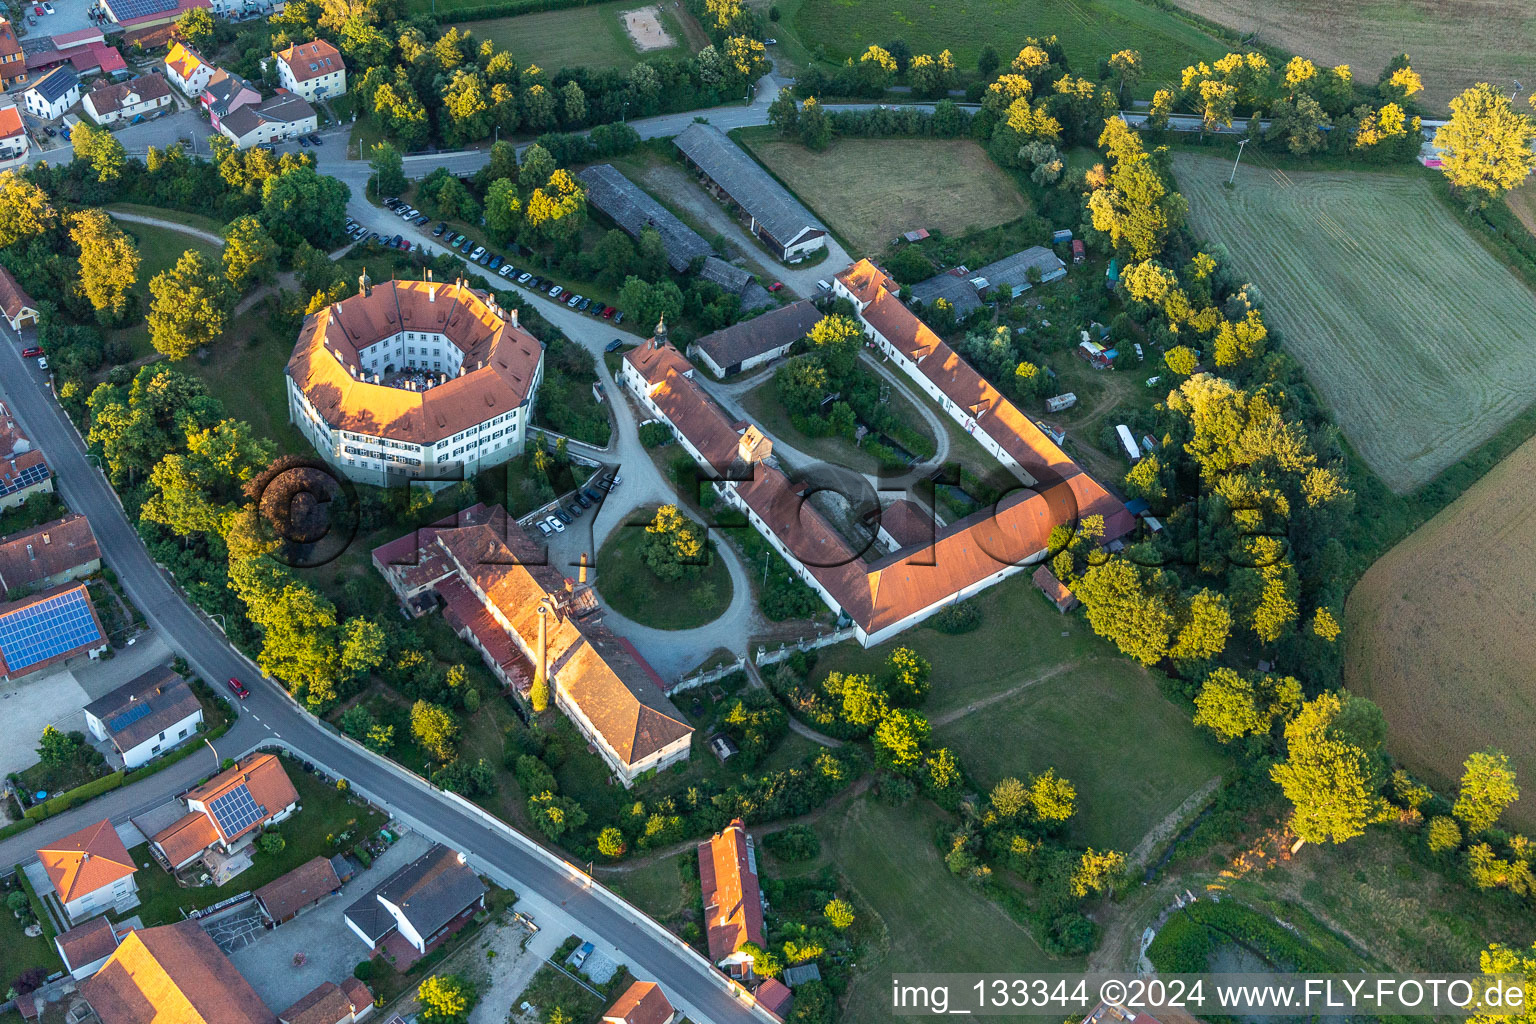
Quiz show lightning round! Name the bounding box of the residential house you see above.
[149,752,300,875]
[82,74,173,125]
[83,665,203,769]
[673,123,827,262]
[0,265,39,333]
[371,504,693,786]
[218,92,316,149]
[754,979,793,1020]
[0,19,27,88]
[200,68,260,131]
[98,0,214,34]
[164,42,213,97]
[26,35,128,79]
[690,299,820,378]
[0,583,108,682]
[697,819,764,977]
[0,401,50,510]
[602,982,677,1024]
[256,855,342,924]
[278,980,374,1024]
[55,916,130,980]
[24,66,79,121]
[0,513,101,595]
[82,921,276,1024]
[0,103,28,165]
[273,39,345,102]
[36,819,138,923]
[343,844,486,955]
[577,163,712,273]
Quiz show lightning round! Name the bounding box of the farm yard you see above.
[786,0,1227,93]
[1173,152,1536,493]
[1344,433,1536,832]
[1164,0,1535,111]
[450,0,702,72]
[742,135,1030,254]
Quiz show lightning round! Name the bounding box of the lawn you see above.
[743,135,1029,255]
[788,0,1228,95]
[184,311,309,455]
[120,755,387,927]
[0,878,63,978]
[448,0,701,72]
[593,510,735,630]
[1174,151,1536,494]
[106,218,225,364]
[1162,0,1534,112]
[1344,431,1536,831]
[1509,178,1536,240]
[605,850,695,923]
[106,203,226,237]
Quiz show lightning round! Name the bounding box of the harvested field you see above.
[1165,0,1534,112]
[1508,179,1536,239]
[1174,152,1536,493]
[450,0,698,71]
[1345,433,1536,831]
[745,137,1028,254]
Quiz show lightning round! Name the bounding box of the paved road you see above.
[0,332,778,1024]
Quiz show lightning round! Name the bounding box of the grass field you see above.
[593,512,735,629]
[185,312,309,454]
[788,0,1228,93]
[450,0,701,73]
[109,219,224,363]
[1344,433,1536,831]
[1174,152,1536,494]
[1164,0,1534,111]
[745,136,1028,255]
[1508,179,1536,239]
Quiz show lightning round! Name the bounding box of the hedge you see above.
[23,771,125,820]
[13,860,58,943]
[0,817,38,841]
[427,0,595,23]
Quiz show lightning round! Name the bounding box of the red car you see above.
[227,677,250,699]
[600,306,616,319]
[21,346,42,357]
[32,6,43,15]
[767,281,783,292]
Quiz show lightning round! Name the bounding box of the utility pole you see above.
[1227,137,1248,185]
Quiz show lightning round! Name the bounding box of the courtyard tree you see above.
[174,6,215,52]
[410,700,458,762]
[418,975,477,1024]
[1433,83,1536,204]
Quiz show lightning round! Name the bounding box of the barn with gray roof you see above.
[673,123,827,263]
[577,163,712,273]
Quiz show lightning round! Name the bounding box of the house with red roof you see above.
[0,18,27,88]
[0,399,52,510]
[150,752,299,877]
[602,981,677,1024]
[36,819,139,923]
[82,921,276,1024]
[698,819,765,978]
[0,102,27,165]
[55,915,131,979]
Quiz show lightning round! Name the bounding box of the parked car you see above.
[21,346,42,357]
[227,677,250,699]
[518,272,532,284]
[566,503,583,518]
[384,198,402,209]
[601,306,616,319]
[817,279,832,292]
[566,293,581,308]
[36,356,47,370]
[544,515,565,534]
[548,285,563,299]
[604,338,623,353]
[32,5,43,15]
[298,136,310,147]
[459,238,473,253]
[536,519,553,536]
[448,232,464,245]
[414,215,429,226]
[578,298,593,312]
[768,281,783,292]
[572,943,594,968]
[307,134,323,146]
[433,222,447,236]
[613,311,624,325]
[470,246,486,260]
[400,240,413,251]
[596,475,614,491]
[582,488,603,504]
[401,207,418,219]
[573,492,592,509]
[498,264,516,277]
[488,255,502,270]
[554,508,573,524]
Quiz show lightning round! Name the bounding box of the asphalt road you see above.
[0,333,777,1024]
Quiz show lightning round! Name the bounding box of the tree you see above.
[1453,749,1520,834]
[174,6,215,51]
[642,504,706,582]
[222,215,279,292]
[1193,667,1300,742]
[1074,558,1176,665]
[37,725,78,767]
[365,724,394,752]
[524,168,586,243]
[1434,83,1536,204]
[0,172,57,248]
[70,210,139,323]
[768,90,799,137]
[836,672,887,729]
[592,230,636,289]
[1071,848,1126,897]
[410,700,458,761]
[260,164,351,248]
[519,143,555,193]
[530,667,550,713]
[887,646,930,704]
[340,618,387,678]
[990,776,1029,818]
[258,831,286,855]
[418,975,476,1024]
[442,69,492,146]
[823,898,855,929]
[1108,49,1141,100]
[1027,768,1077,822]
[806,313,862,378]
[798,96,831,150]
[1426,816,1461,855]
[1087,118,1186,261]
[977,45,1000,78]
[1471,942,1536,1024]
[71,124,127,183]
[1270,692,1388,844]
[873,709,929,774]
[617,276,683,332]
[368,141,406,197]
[528,791,587,840]
[147,249,234,359]
[597,826,627,858]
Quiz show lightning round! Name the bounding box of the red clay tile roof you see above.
[274,39,343,82]
[184,752,299,844]
[0,513,99,591]
[877,498,936,549]
[37,819,135,905]
[56,915,121,970]
[83,921,276,1024]
[255,856,340,921]
[279,982,356,1024]
[0,263,37,321]
[754,978,793,1017]
[86,74,170,115]
[287,279,543,446]
[0,19,21,62]
[1032,564,1076,607]
[0,582,106,679]
[151,811,219,866]
[0,104,23,140]
[623,342,743,468]
[698,819,764,962]
[603,981,675,1024]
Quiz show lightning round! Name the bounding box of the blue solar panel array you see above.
[0,589,102,672]
[209,783,263,837]
[108,701,155,733]
[104,0,178,19]
[0,460,49,499]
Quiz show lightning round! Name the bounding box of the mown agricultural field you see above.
[1165,0,1534,111]
[788,0,1227,92]
[1508,180,1536,239]
[1345,435,1536,831]
[1174,152,1536,493]
[451,0,700,72]
[744,136,1029,253]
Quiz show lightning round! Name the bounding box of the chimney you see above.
[429,284,436,302]
[41,533,49,544]
[579,552,588,584]
[26,543,34,560]
[536,600,550,691]
[509,308,518,329]
[456,851,468,866]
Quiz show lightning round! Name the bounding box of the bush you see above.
[763,824,820,862]
[639,422,674,449]
[353,960,377,981]
[928,601,981,634]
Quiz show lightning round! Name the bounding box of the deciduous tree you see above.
[147,249,233,359]
[1433,83,1536,204]
[1453,748,1520,834]
[70,210,139,323]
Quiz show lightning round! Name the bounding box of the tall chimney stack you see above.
[578,552,588,584]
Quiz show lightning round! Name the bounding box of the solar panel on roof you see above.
[0,460,49,497]
[0,589,102,672]
[208,783,263,837]
[104,0,177,20]
[108,701,154,732]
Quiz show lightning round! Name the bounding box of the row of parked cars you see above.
[345,217,414,251]
[535,471,622,536]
